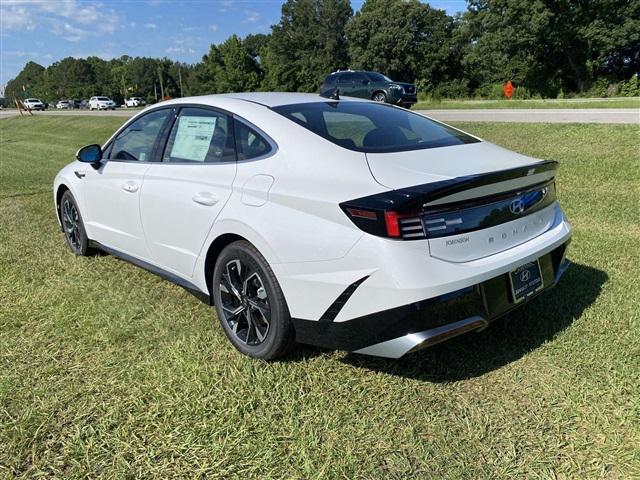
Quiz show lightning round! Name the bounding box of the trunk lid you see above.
[365,141,544,190]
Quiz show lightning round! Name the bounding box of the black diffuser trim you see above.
[319,275,370,322]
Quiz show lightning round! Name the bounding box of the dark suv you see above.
[320,70,417,108]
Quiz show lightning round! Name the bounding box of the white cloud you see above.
[183,26,200,32]
[144,23,158,29]
[0,0,120,38]
[244,10,259,22]
[209,24,218,32]
[219,0,234,12]
[165,46,195,55]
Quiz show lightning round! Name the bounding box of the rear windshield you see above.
[272,102,479,153]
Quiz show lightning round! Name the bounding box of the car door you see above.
[350,73,371,98]
[81,107,173,260]
[336,73,357,97]
[140,106,237,277]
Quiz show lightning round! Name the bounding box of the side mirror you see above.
[76,144,102,164]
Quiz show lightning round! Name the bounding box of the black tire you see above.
[212,240,295,360]
[372,91,387,103]
[60,190,93,256]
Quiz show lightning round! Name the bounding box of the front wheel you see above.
[60,190,93,256]
[372,91,387,103]
[212,241,295,360]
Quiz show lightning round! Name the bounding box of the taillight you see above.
[342,206,420,239]
[383,211,400,237]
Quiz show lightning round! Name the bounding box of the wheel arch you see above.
[371,89,387,100]
[55,183,71,229]
[203,233,247,301]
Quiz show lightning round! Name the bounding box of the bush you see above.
[618,74,640,97]
[429,78,470,99]
[474,83,505,100]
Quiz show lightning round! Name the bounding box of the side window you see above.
[162,107,235,163]
[324,75,336,86]
[337,73,356,84]
[352,73,368,83]
[234,119,272,160]
[108,108,171,161]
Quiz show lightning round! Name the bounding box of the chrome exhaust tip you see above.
[353,316,489,359]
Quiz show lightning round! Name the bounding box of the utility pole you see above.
[178,67,184,97]
[158,67,165,99]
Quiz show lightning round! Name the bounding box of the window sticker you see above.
[170,116,217,162]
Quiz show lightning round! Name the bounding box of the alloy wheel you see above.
[62,198,82,251]
[219,259,271,345]
[373,93,386,102]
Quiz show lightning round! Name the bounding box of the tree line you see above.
[5,0,640,104]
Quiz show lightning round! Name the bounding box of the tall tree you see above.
[203,35,261,93]
[262,0,353,92]
[5,61,45,102]
[347,0,456,89]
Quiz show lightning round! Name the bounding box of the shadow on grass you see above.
[339,262,607,382]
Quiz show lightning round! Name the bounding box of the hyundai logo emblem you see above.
[510,198,525,214]
[520,270,531,282]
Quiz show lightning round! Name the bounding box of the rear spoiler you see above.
[340,160,558,238]
[342,160,558,212]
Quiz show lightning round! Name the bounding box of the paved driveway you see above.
[416,108,639,124]
[1,107,638,124]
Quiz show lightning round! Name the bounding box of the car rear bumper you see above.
[284,203,572,357]
[292,241,571,357]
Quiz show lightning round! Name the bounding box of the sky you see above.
[0,0,467,91]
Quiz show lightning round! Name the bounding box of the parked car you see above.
[89,96,116,110]
[79,99,90,109]
[125,97,146,108]
[54,93,572,360]
[56,100,71,109]
[23,98,45,111]
[320,70,417,108]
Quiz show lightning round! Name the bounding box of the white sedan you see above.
[53,93,572,360]
[89,96,116,110]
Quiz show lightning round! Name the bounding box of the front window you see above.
[273,102,479,153]
[107,108,171,161]
[97,97,110,101]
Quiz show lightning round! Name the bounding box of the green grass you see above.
[1,116,639,479]
[414,97,640,110]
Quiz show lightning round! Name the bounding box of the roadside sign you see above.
[504,81,515,99]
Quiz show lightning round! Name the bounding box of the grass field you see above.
[413,97,640,110]
[1,116,639,479]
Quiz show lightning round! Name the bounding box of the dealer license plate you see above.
[509,260,543,303]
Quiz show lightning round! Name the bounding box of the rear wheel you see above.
[60,190,93,256]
[212,241,295,360]
[372,91,387,103]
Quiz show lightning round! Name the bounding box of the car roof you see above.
[159,92,365,109]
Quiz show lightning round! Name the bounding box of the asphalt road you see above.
[1,107,638,124]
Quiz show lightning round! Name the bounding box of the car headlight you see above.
[389,84,403,91]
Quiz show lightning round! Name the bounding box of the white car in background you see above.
[56,100,71,109]
[89,96,116,110]
[23,98,46,111]
[124,97,145,108]
[53,93,572,360]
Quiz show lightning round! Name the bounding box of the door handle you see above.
[121,181,139,193]
[192,192,218,206]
